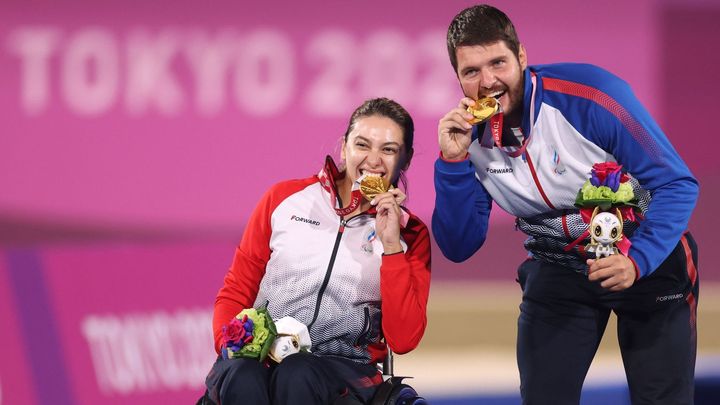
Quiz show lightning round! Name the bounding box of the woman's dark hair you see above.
[343,97,414,189]
[343,97,414,154]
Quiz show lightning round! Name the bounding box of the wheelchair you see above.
[197,348,426,405]
[367,348,427,405]
[333,348,426,405]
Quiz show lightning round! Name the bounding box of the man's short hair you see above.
[447,4,521,73]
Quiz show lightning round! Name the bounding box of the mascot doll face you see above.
[591,212,622,245]
[268,316,312,363]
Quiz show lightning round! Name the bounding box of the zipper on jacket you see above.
[308,217,346,330]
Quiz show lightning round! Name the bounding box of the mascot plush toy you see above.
[268,317,312,363]
[586,207,624,258]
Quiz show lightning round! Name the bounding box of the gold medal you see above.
[359,176,391,201]
[466,97,499,124]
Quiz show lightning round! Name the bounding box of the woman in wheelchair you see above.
[202,98,431,404]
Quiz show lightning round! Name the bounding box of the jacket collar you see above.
[317,155,363,217]
[521,67,542,136]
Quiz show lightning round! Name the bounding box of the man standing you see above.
[433,4,699,404]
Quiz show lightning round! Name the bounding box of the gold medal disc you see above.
[359,176,390,201]
[466,97,499,124]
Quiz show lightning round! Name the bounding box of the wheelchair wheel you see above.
[386,383,427,405]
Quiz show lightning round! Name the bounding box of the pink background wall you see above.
[1,0,663,232]
[1,0,717,403]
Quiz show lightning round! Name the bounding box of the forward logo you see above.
[486,167,513,174]
[290,215,320,226]
[656,293,684,302]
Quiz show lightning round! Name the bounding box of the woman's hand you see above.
[372,188,406,254]
[438,97,476,161]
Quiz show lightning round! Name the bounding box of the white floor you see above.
[394,350,720,397]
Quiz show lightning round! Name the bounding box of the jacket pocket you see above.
[354,305,382,347]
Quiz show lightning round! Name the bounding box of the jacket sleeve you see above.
[605,88,699,278]
[380,214,431,354]
[432,156,493,262]
[212,186,276,354]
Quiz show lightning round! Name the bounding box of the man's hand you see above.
[438,97,477,160]
[587,255,637,291]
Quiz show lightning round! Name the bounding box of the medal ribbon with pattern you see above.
[318,156,363,217]
[479,74,538,158]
